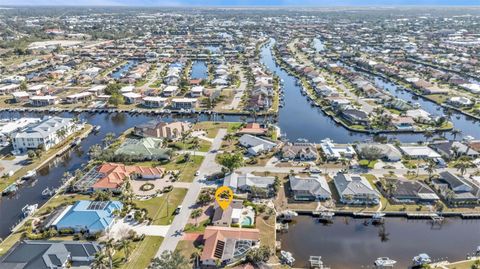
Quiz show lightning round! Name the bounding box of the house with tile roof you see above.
[134,120,191,140]
[73,163,165,192]
[281,142,319,161]
[47,200,123,234]
[115,137,171,161]
[201,226,260,267]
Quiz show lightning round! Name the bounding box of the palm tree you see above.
[425,160,436,181]
[451,129,462,141]
[103,238,115,269]
[150,250,189,269]
[190,249,201,269]
[191,137,200,157]
[103,132,116,148]
[190,209,202,226]
[91,251,110,269]
[118,239,133,262]
[454,157,473,176]
[384,178,397,198]
[423,130,434,142]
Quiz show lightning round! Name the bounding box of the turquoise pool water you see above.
[241,216,253,226]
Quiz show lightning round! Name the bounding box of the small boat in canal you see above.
[411,253,432,268]
[372,212,386,224]
[2,183,18,196]
[277,210,298,222]
[280,250,295,266]
[93,125,101,132]
[21,170,37,180]
[42,187,56,197]
[22,204,38,217]
[318,212,335,223]
[374,257,397,268]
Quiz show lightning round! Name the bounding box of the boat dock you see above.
[295,210,480,220]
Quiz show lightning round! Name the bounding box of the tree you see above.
[190,209,202,226]
[27,150,36,160]
[91,251,110,269]
[197,192,213,205]
[89,144,103,159]
[423,130,434,142]
[383,178,397,198]
[118,239,133,262]
[103,132,116,147]
[246,245,271,264]
[425,159,436,181]
[451,129,462,141]
[150,250,189,269]
[191,137,200,157]
[108,92,124,107]
[359,146,382,165]
[103,238,115,269]
[190,249,201,269]
[454,156,473,176]
[218,153,244,173]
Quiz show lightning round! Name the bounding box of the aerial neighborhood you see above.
[0,6,479,269]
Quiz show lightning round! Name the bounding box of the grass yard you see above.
[134,188,187,225]
[134,154,204,183]
[120,236,164,269]
[194,121,243,138]
[176,240,199,266]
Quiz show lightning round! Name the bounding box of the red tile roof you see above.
[92,163,165,190]
[201,226,260,261]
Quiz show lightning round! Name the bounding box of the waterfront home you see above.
[238,134,277,156]
[0,240,101,269]
[281,142,319,161]
[333,173,380,204]
[12,116,79,153]
[171,98,197,110]
[74,163,165,192]
[120,85,135,93]
[142,96,168,108]
[328,98,351,110]
[115,137,171,161]
[448,96,474,108]
[0,118,41,144]
[406,109,432,123]
[65,91,94,103]
[46,200,123,233]
[356,143,402,162]
[341,108,370,125]
[391,115,415,130]
[201,226,260,267]
[224,172,276,197]
[27,84,48,95]
[133,120,191,140]
[237,123,268,136]
[11,91,29,103]
[29,95,58,107]
[190,86,204,97]
[315,85,338,97]
[399,145,441,159]
[163,85,179,97]
[122,92,143,104]
[429,140,479,160]
[212,199,255,227]
[320,138,355,161]
[389,179,439,204]
[460,83,480,94]
[289,174,331,201]
[0,83,20,94]
[87,85,107,95]
[433,171,479,203]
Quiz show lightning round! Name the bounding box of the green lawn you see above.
[134,155,204,183]
[134,188,187,225]
[120,236,164,269]
[193,121,243,138]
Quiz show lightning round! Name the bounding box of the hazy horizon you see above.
[1,0,480,7]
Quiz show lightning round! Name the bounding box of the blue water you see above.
[111,60,137,79]
[191,61,208,80]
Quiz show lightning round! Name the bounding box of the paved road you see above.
[223,66,246,110]
[155,129,226,256]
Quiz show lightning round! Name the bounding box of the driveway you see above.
[156,129,227,256]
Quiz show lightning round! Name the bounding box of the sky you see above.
[0,0,479,6]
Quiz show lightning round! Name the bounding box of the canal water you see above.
[278,215,480,268]
[190,61,208,80]
[111,60,137,79]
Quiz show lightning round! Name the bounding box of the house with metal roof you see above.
[115,137,171,161]
[289,174,331,201]
[390,179,439,203]
[238,134,277,156]
[224,172,276,197]
[0,240,100,269]
[333,173,380,204]
[47,200,123,234]
[433,171,480,203]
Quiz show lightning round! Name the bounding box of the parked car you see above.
[174,205,182,215]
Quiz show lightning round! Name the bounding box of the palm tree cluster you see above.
[91,238,133,269]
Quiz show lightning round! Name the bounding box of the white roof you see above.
[143,96,167,102]
[172,98,197,103]
[88,85,107,92]
[122,92,142,98]
[164,85,178,92]
[66,92,93,99]
[191,86,204,92]
[400,146,441,158]
[30,95,57,100]
[120,85,135,93]
[12,91,29,98]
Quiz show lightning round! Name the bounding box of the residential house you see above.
[201,226,260,267]
[333,173,380,204]
[390,179,439,203]
[0,240,101,269]
[65,92,94,103]
[171,98,197,110]
[73,163,165,192]
[237,123,268,136]
[238,134,277,156]
[341,109,370,125]
[142,96,168,108]
[289,174,331,201]
[46,200,123,233]
[115,137,171,161]
[356,143,402,162]
[133,120,191,140]
[320,138,355,160]
[190,86,204,97]
[224,172,276,197]
[11,91,30,103]
[212,199,255,227]
[429,140,479,160]
[448,96,473,107]
[163,85,179,97]
[399,145,441,159]
[122,92,143,104]
[29,95,58,107]
[281,142,319,161]
[12,116,79,153]
[433,171,480,203]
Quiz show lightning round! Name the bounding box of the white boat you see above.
[280,250,295,265]
[21,170,37,180]
[374,257,397,267]
[412,253,431,266]
[94,125,101,132]
[372,213,386,224]
[42,187,56,197]
[318,212,335,222]
[277,210,298,221]
[22,204,38,217]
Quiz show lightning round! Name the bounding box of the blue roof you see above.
[53,200,123,233]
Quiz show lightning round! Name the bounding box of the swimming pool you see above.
[241,216,253,226]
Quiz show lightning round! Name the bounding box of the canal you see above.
[278,215,480,268]
[111,60,137,79]
[190,60,208,80]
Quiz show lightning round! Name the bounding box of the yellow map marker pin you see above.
[215,186,234,210]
